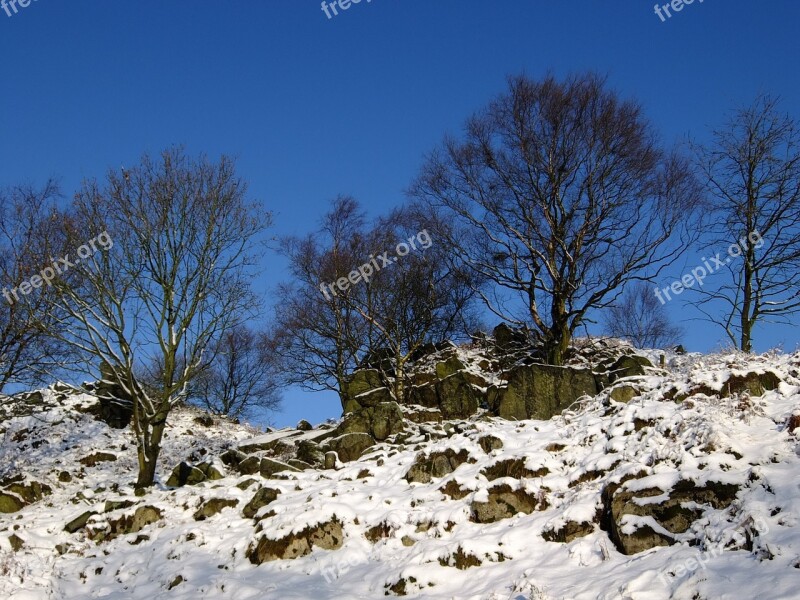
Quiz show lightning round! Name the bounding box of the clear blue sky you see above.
[1,1,799,427]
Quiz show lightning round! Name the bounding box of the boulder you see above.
[296,420,313,431]
[243,487,280,519]
[324,433,375,463]
[166,462,206,487]
[247,518,344,564]
[497,363,598,421]
[471,484,545,523]
[436,373,481,420]
[65,510,99,533]
[194,498,239,521]
[336,402,404,442]
[405,448,473,484]
[343,369,385,411]
[602,479,739,555]
[259,458,300,478]
[296,440,325,466]
[79,452,118,467]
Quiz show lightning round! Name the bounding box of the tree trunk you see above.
[134,407,169,488]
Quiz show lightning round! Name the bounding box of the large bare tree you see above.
[412,73,701,365]
[692,95,800,352]
[47,148,270,487]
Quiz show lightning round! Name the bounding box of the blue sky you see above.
[1,1,799,427]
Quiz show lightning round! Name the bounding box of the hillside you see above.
[1,348,799,599]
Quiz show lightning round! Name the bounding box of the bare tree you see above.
[273,197,482,410]
[692,95,800,352]
[188,325,281,420]
[46,148,270,487]
[603,283,683,349]
[412,73,701,365]
[0,181,68,392]
[342,205,482,400]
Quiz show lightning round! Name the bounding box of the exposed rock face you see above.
[601,479,739,555]
[493,364,599,421]
[336,402,405,441]
[323,433,375,463]
[247,518,344,564]
[541,520,596,543]
[340,326,653,424]
[90,505,163,542]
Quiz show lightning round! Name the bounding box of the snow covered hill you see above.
[1,350,799,600]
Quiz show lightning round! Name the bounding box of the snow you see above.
[1,351,799,599]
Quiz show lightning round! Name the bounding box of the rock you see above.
[602,480,739,555]
[324,452,338,469]
[296,440,325,466]
[607,355,653,383]
[435,356,465,379]
[166,462,206,487]
[609,384,639,404]
[168,575,184,590]
[288,459,313,471]
[247,518,343,564]
[477,435,504,453]
[194,498,239,521]
[58,471,72,483]
[493,323,529,349]
[403,406,443,424]
[497,363,598,421]
[369,402,405,441]
[542,520,596,543]
[471,485,545,523]
[480,458,548,480]
[65,510,99,533]
[405,448,473,484]
[79,452,118,467]
[436,373,481,420]
[259,458,300,478]
[197,461,225,481]
[324,433,375,463]
[296,419,313,431]
[243,487,280,519]
[724,371,781,397]
[343,369,385,411]
[104,500,134,513]
[8,534,24,552]
[408,384,440,408]
[98,506,163,540]
[238,456,262,475]
[193,414,214,427]
[220,448,247,467]
[0,491,26,514]
[236,478,260,490]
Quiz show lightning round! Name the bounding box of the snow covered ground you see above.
[1,350,799,599]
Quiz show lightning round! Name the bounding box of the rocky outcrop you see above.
[0,479,52,514]
[166,460,224,487]
[405,449,474,484]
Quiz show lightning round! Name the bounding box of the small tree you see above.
[693,95,800,351]
[0,180,68,392]
[189,325,281,420]
[412,73,701,365]
[272,196,372,410]
[47,148,270,487]
[603,283,683,349]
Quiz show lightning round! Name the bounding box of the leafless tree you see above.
[273,197,481,409]
[0,181,69,392]
[692,95,800,352]
[188,325,281,420]
[603,283,683,349]
[342,205,483,400]
[45,148,271,487]
[272,196,372,410]
[411,73,701,365]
